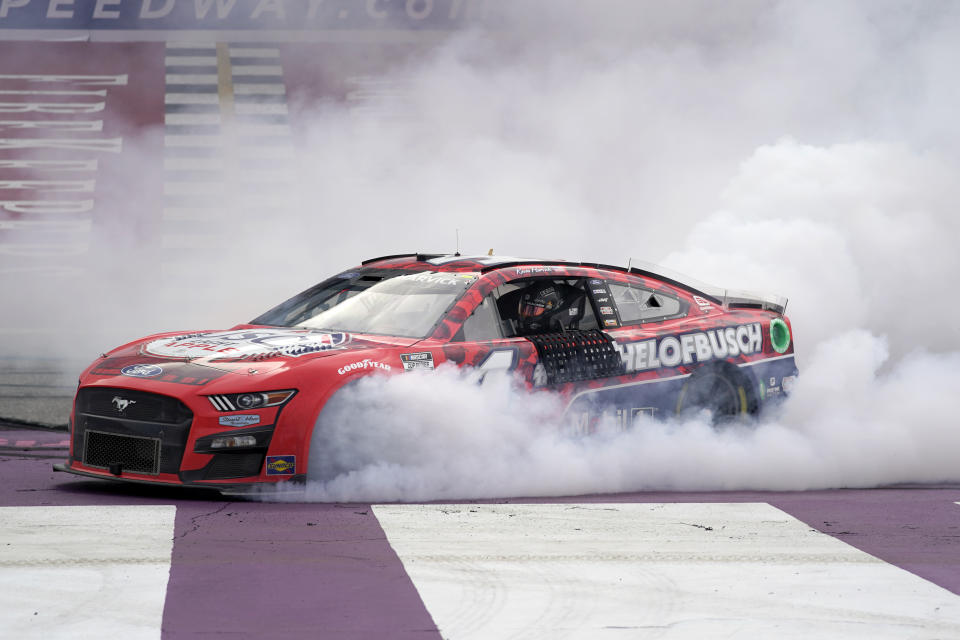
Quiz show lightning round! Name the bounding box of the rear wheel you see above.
[676,364,755,424]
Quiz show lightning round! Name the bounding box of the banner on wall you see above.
[0,0,488,32]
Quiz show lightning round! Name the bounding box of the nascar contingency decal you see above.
[401,352,435,371]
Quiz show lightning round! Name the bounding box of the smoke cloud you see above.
[276,0,960,500]
[285,331,959,503]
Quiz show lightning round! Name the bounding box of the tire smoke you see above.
[277,1,960,500]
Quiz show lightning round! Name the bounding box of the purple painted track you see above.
[3,442,960,638]
[2,449,442,638]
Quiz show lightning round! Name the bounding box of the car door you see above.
[440,292,540,384]
[565,277,694,430]
[444,275,626,388]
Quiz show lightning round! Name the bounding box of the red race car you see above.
[55,254,797,494]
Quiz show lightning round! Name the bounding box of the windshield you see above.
[253,270,478,338]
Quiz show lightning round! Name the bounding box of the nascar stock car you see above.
[54,253,797,493]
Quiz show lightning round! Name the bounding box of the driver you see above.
[516,281,584,335]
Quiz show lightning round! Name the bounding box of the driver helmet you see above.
[517,282,578,334]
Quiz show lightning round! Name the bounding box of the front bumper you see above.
[65,385,302,490]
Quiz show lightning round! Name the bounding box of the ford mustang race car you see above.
[54,254,797,493]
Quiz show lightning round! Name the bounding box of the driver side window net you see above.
[609,283,685,324]
[493,278,599,338]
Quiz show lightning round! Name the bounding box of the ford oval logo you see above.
[121,364,163,378]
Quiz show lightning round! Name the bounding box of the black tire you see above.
[675,363,756,424]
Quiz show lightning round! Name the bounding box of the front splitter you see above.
[51,462,282,496]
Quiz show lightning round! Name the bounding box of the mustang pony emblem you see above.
[111,396,136,413]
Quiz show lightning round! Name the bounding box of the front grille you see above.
[73,387,193,475]
[204,453,264,480]
[83,430,161,475]
[77,387,192,424]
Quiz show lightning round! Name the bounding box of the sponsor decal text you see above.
[120,363,163,378]
[265,455,295,476]
[616,323,763,372]
[337,359,392,375]
[218,414,260,427]
[400,351,435,371]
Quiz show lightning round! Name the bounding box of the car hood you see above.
[87,326,419,384]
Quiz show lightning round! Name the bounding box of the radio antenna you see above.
[455,229,461,256]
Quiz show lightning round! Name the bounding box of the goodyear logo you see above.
[265,455,295,476]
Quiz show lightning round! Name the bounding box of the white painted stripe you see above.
[375,503,960,639]
[163,181,224,196]
[234,103,288,115]
[164,157,224,171]
[164,112,222,125]
[165,74,218,84]
[230,48,281,57]
[233,84,286,95]
[162,206,228,221]
[165,56,218,66]
[0,219,92,233]
[164,135,222,147]
[165,93,219,105]
[226,194,298,206]
[0,505,175,640]
[232,146,295,159]
[166,42,216,50]
[233,169,294,182]
[231,65,283,75]
[234,123,291,136]
[0,89,107,96]
[163,167,291,181]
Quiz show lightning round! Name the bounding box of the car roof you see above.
[360,253,629,274]
[357,253,788,315]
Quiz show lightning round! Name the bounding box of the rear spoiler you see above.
[627,259,788,316]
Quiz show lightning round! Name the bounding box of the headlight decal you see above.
[207,390,296,412]
[208,395,237,411]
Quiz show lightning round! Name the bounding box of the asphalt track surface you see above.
[3,37,960,640]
